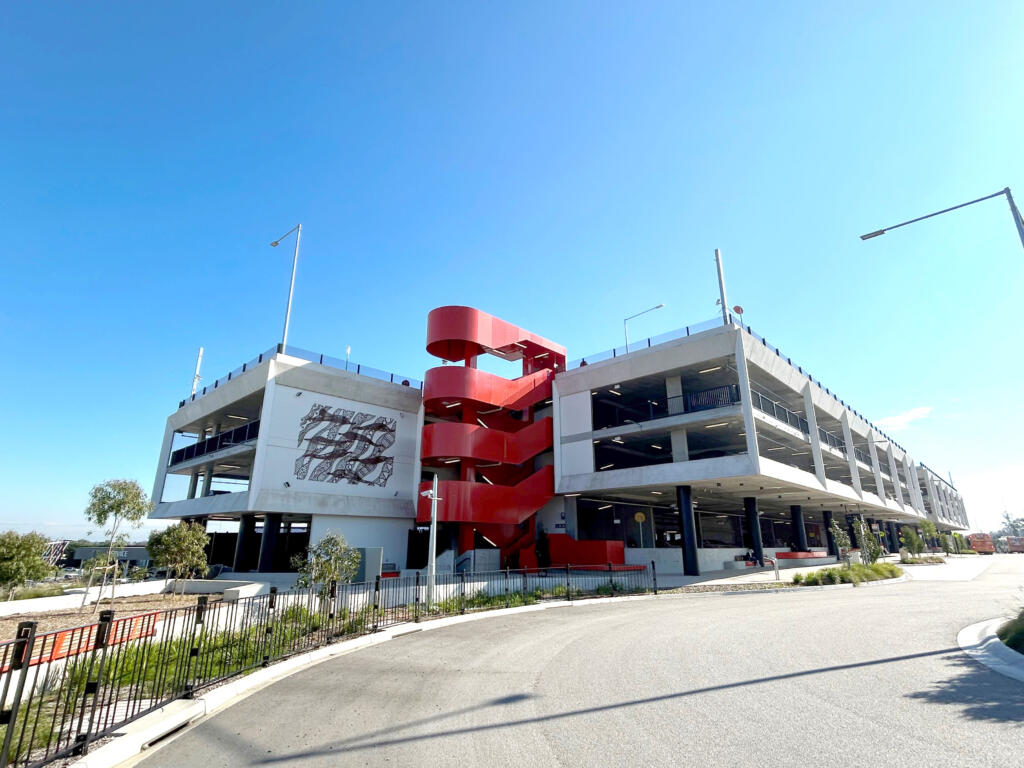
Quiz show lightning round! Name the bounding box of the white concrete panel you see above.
[256,384,417,504]
[625,547,683,575]
[561,440,595,478]
[558,390,593,437]
[556,326,737,396]
[697,547,750,572]
[151,491,251,520]
[309,514,411,570]
[537,497,571,535]
[561,454,756,494]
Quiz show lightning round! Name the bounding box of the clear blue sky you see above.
[2,2,1022,538]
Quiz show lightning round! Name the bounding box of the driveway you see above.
[137,554,1024,767]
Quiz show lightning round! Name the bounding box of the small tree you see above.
[854,518,882,565]
[292,532,361,599]
[901,527,925,558]
[920,520,938,549]
[0,531,53,599]
[829,519,851,566]
[939,532,951,556]
[84,480,152,609]
[147,522,209,594]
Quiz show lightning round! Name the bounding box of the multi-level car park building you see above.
[150,306,968,578]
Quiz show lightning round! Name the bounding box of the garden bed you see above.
[997,609,1024,655]
[792,562,902,586]
[0,593,218,637]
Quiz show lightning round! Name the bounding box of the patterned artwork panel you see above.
[294,403,397,488]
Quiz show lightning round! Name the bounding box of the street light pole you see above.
[861,187,1024,253]
[623,303,665,353]
[419,473,441,609]
[270,224,303,354]
[714,248,729,325]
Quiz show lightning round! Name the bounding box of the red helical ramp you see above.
[418,306,566,568]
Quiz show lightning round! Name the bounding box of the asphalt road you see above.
[138,555,1024,768]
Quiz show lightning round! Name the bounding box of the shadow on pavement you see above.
[906,651,1024,724]
[250,646,960,762]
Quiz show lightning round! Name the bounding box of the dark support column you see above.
[823,511,837,557]
[233,514,257,572]
[744,497,764,566]
[887,522,899,552]
[790,505,809,551]
[846,514,858,544]
[676,486,700,576]
[257,514,283,573]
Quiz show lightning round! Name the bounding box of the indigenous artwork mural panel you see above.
[294,403,397,488]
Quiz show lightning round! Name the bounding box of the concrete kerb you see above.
[69,574,910,768]
[957,617,1024,685]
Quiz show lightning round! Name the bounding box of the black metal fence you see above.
[0,565,652,767]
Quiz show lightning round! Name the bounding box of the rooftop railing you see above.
[567,316,723,369]
[735,316,908,455]
[178,345,423,409]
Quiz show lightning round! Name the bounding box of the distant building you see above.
[71,546,151,569]
[150,307,968,578]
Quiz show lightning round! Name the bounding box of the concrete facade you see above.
[151,317,969,578]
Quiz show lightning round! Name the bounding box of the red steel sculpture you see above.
[418,306,566,568]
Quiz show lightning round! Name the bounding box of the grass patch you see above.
[793,562,902,587]
[997,609,1024,655]
[900,556,946,564]
[0,584,69,601]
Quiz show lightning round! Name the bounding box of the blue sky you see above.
[1,2,1022,538]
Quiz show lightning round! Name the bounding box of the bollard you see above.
[651,560,658,595]
[607,562,615,596]
[459,571,467,614]
[505,567,510,608]
[565,565,572,601]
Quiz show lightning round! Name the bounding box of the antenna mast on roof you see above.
[191,346,204,396]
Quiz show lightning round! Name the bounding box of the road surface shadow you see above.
[248,646,960,762]
[905,651,1024,724]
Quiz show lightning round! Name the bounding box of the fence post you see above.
[74,609,115,755]
[412,572,421,623]
[608,562,615,596]
[650,561,658,595]
[184,596,208,698]
[504,567,510,608]
[459,571,466,615]
[0,621,38,766]
[328,580,338,637]
[565,565,572,602]
[522,569,527,597]
[372,576,381,631]
[262,587,277,667]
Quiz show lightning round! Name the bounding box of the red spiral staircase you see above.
[417,306,565,568]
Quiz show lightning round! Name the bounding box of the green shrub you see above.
[998,609,1024,655]
[794,562,902,587]
[961,549,977,555]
